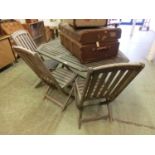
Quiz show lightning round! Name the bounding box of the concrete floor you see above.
[1,25,155,134]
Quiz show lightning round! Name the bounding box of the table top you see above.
[37,39,129,72]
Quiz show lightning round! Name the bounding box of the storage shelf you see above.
[27,21,45,45]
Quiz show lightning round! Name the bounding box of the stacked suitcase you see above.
[59,19,122,64]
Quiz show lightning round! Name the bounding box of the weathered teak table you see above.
[37,39,129,77]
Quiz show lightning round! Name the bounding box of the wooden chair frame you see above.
[11,30,59,69]
[70,63,145,129]
[11,30,37,51]
[13,45,77,109]
[11,30,60,87]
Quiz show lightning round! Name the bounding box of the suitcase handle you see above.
[96,46,108,51]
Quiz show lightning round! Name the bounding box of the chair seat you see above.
[43,59,59,70]
[52,68,77,88]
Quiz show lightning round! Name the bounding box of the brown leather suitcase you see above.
[65,19,107,28]
[59,23,121,43]
[60,23,121,64]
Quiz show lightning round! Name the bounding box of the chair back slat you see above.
[104,70,126,98]
[16,33,34,50]
[93,73,108,97]
[12,46,61,90]
[11,30,37,51]
[98,70,118,98]
[80,63,144,104]
[85,73,100,99]
[110,69,140,100]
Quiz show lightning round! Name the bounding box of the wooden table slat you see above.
[37,39,129,73]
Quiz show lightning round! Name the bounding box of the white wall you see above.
[41,19,61,27]
[17,19,26,24]
[149,19,155,31]
[16,19,61,27]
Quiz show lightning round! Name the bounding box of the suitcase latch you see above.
[96,41,100,47]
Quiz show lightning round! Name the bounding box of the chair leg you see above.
[34,80,44,88]
[78,108,83,129]
[74,87,83,129]
[43,86,53,100]
[44,86,72,109]
[62,87,74,111]
[107,103,113,122]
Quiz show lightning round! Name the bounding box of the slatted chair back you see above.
[11,30,37,51]
[80,63,144,105]
[12,46,61,90]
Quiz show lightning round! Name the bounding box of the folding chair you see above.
[13,45,77,109]
[11,30,60,87]
[70,63,145,128]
